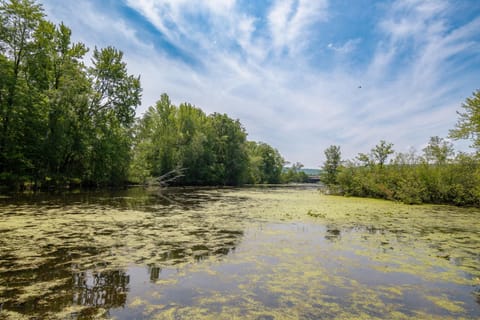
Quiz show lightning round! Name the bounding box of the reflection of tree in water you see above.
[324,226,341,242]
[73,269,129,308]
[0,187,231,212]
[147,236,240,283]
[0,187,246,317]
[0,246,129,319]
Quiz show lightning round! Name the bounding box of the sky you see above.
[40,0,480,167]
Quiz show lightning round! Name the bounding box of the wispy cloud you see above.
[268,0,328,54]
[41,0,480,166]
[327,38,361,54]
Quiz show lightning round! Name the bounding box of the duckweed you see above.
[0,186,479,319]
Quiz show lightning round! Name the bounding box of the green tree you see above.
[422,136,454,164]
[207,113,249,185]
[449,89,480,152]
[89,46,141,128]
[356,152,372,167]
[282,162,309,183]
[321,145,341,186]
[138,94,181,179]
[176,102,209,185]
[131,95,253,186]
[372,140,394,167]
[246,141,284,184]
[86,46,141,185]
[0,0,45,185]
[34,21,90,185]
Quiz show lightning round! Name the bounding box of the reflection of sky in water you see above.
[0,187,479,319]
[109,222,479,319]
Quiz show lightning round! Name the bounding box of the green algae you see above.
[0,187,479,319]
[425,295,465,313]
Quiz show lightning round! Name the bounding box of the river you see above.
[0,186,479,319]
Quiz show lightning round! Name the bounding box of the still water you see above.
[0,186,479,319]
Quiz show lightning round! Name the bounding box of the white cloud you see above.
[40,0,480,167]
[327,38,361,54]
[268,0,328,54]
[380,0,448,42]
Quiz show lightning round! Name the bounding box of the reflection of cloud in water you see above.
[0,187,245,319]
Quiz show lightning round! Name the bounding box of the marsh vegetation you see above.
[0,187,479,319]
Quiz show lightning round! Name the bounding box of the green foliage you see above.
[332,90,480,206]
[423,136,454,164]
[281,162,310,183]
[89,46,141,128]
[246,141,284,184]
[372,140,394,167]
[337,151,480,206]
[320,145,341,186]
[130,94,278,186]
[449,89,480,151]
[353,140,394,168]
[0,0,45,187]
[207,113,249,185]
[0,0,140,189]
[0,0,285,189]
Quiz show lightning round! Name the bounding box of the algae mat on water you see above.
[0,187,479,319]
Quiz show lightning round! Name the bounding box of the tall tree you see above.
[422,136,454,164]
[176,102,209,185]
[321,145,341,186]
[33,21,90,184]
[87,46,141,185]
[246,141,284,184]
[449,89,480,152]
[372,140,394,167]
[130,95,253,186]
[89,46,141,128]
[207,113,249,185]
[0,0,44,184]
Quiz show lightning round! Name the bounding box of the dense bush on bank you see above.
[336,154,480,206]
[321,89,480,206]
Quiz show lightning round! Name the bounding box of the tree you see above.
[175,102,209,185]
[422,136,454,164]
[282,162,309,183]
[449,89,480,152]
[89,46,141,128]
[86,46,141,185]
[321,145,341,186]
[246,141,284,184]
[371,140,394,167]
[34,21,90,185]
[0,0,45,185]
[130,94,255,186]
[356,152,372,167]
[207,113,249,185]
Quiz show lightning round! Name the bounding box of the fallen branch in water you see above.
[155,167,187,187]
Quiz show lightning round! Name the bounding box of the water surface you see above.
[0,187,479,319]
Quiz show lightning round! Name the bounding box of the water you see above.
[0,187,479,319]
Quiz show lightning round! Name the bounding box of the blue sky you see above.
[41,0,480,167]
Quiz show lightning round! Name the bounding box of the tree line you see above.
[4,0,478,201]
[0,0,288,190]
[129,93,286,186]
[320,89,480,206]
